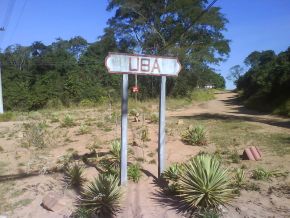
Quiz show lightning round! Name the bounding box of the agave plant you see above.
[108,140,121,167]
[181,125,207,146]
[64,162,85,188]
[162,163,183,182]
[178,154,234,210]
[78,174,122,218]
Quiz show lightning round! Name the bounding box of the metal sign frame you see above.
[105,53,181,185]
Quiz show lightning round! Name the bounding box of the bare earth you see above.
[0,91,290,218]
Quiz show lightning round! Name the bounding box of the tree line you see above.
[0,0,227,111]
[233,47,290,116]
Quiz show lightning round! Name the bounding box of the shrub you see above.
[228,150,240,163]
[61,115,75,127]
[22,121,49,149]
[79,99,95,108]
[64,163,85,188]
[45,98,63,109]
[149,113,158,123]
[0,111,15,122]
[179,154,234,210]
[251,167,286,181]
[77,174,121,218]
[181,125,207,146]
[128,164,142,183]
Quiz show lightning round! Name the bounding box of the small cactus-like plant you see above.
[77,174,122,218]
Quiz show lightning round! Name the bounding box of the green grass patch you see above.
[190,89,215,102]
[0,111,15,122]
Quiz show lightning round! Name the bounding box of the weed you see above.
[149,113,158,123]
[228,150,240,163]
[252,167,287,181]
[181,125,207,146]
[22,121,50,149]
[140,127,150,142]
[77,124,90,135]
[128,164,142,183]
[61,115,75,127]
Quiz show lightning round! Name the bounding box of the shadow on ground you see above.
[174,113,290,129]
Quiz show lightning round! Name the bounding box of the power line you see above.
[0,0,16,49]
[160,0,219,53]
[8,0,28,45]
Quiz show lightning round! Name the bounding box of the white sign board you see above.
[105,53,181,76]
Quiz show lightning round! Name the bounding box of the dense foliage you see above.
[235,47,290,115]
[0,0,228,111]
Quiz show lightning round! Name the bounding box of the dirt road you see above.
[119,91,290,218]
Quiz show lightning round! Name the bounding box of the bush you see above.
[181,125,207,146]
[251,167,286,181]
[149,113,158,124]
[61,114,75,127]
[22,121,49,149]
[79,99,95,108]
[77,124,90,135]
[64,163,85,188]
[0,111,15,122]
[128,164,142,183]
[77,174,121,218]
[45,98,63,109]
[178,154,234,210]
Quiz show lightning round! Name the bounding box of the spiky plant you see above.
[233,168,245,187]
[162,163,183,182]
[78,174,121,218]
[109,140,121,165]
[181,125,207,146]
[178,154,234,210]
[162,163,183,194]
[64,163,85,188]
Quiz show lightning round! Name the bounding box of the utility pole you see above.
[0,62,3,114]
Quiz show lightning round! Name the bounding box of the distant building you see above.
[204,84,214,89]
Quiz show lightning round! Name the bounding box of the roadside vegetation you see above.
[230,47,290,116]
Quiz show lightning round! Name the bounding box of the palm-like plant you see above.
[64,163,85,188]
[178,154,234,210]
[78,174,122,218]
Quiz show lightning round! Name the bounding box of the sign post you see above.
[158,76,166,177]
[105,53,181,184]
[120,74,128,185]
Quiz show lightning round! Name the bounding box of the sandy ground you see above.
[0,91,290,218]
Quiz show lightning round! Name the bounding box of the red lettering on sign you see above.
[151,59,160,73]
[129,57,139,71]
[141,58,150,72]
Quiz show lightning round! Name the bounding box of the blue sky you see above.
[0,0,290,89]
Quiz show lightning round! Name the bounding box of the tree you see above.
[106,0,229,96]
[227,65,244,84]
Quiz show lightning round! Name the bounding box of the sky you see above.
[0,0,290,89]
